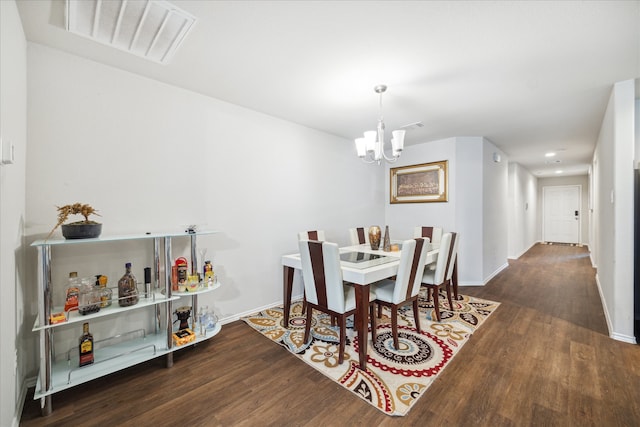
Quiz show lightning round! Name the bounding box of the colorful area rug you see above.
[242,288,499,416]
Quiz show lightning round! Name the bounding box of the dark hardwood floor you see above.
[20,243,640,426]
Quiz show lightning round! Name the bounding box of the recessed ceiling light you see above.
[555,170,563,174]
[545,152,556,157]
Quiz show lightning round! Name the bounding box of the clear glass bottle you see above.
[79,322,94,367]
[96,274,112,308]
[118,262,139,307]
[79,276,100,315]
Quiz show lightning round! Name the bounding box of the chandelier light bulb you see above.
[355,84,406,164]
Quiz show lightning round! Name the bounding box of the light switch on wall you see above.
[1,137,16,165]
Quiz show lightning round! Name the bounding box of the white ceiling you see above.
[16,0,640,177]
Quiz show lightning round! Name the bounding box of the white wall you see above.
[0,1,28,426]
[592,79,636,343]
[507,163,538,258]
[481,139,509,281]
[537,175,590,246]
[24,43,385,376]
[455,137,484,284]
[384,137,457,239]
[384,136,509,285]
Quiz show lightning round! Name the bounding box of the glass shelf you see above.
[31,229,219,247]
[33,323,222,399]
[32,290,179,331]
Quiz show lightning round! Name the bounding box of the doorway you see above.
[543,185,581,244]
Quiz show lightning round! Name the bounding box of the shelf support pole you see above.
[164,236,174,368]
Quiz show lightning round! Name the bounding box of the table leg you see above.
[283,266,295,327]
[452,259,459,300]
[354,283,370,370]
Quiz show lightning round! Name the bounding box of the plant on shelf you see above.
[47,203,102,240]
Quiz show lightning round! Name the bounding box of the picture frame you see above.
[390,160,448,203]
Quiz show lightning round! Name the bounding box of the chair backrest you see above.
[414,226,443,245]
[348,227,370,245]
[390,238,429,304]
[298,240,347,313]
[444,232,459,282]
[430,232,453,285]
[298,230,326,241]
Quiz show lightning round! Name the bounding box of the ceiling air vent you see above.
[66,0,197,64]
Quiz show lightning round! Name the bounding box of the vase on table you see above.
[369,226,381,250]
[383,226,391,251]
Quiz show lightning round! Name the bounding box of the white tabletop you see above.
[282,243,439,285]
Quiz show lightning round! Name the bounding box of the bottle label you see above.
[80,340,92,353]
[79,339,93,366]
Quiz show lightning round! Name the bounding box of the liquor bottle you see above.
[64,272,80,312]
[203,260,214,286]
[79,322,94,367]
[97,275,112,308]
[143,267,151,299]
[118,262,139,307]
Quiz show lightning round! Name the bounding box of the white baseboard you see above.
[507,240,540,260]
[484,262,509,285]
[610,332,638,344]
[595,273,612,336]
[13,377,30,427]
[456,262,509,287]
[218,293,304,325]
[595,274,637,344]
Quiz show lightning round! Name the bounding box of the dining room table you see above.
[281,242,440,370]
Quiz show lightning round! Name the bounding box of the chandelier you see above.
[355,84,405,164]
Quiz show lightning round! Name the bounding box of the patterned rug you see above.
[242,288,499,416]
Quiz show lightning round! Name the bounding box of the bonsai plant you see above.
[47,203,102,239]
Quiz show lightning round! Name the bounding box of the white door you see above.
[543,185,581,244]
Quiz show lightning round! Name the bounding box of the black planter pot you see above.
[61,223,102,239]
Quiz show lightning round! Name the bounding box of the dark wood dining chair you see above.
[370,238,429,350]
[421,232,458,322]
[348,227,370,245]
[298,240,375,364]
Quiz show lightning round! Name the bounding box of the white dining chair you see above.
[370,238,429,349]
[348,227,370,245]
[298,230,326,241]
[298,240,375,364]
[413,226,443,245]
[421,232,458,322]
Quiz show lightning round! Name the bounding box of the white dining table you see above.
[281,243,439,370]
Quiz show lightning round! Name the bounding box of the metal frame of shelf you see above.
[32,231,220,416]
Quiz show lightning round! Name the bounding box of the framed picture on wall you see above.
[390,160,448,203]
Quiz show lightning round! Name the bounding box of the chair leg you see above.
[338,315,346,364]
[445,280,454,312]
[391,305,399,349]
[302,288,307,314]
[433,288,442,322]
[369,303,377,343]
[304,307,313,343]
[412,299,421,333]
[377,303,382,318]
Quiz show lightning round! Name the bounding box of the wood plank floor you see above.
[20,243,640,426]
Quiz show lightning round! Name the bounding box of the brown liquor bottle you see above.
[79,322,94,367]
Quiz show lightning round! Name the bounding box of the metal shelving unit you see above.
[31,230,221,416]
